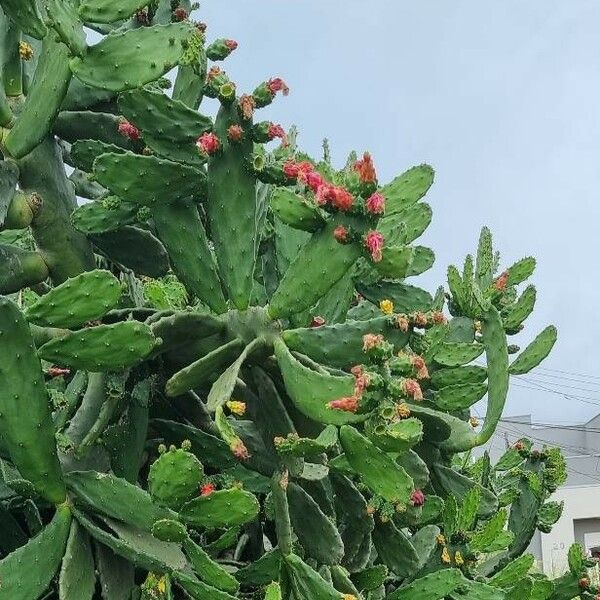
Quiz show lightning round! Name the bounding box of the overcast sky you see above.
[195,1,600,423]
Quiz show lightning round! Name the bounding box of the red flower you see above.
[328,397,359,413]
[196,132,221,155]
[331,187,354,212]
[47,366,71,378]
[354,374,370,396]
[227,124,244,142]
[267,77,289,96]
[283,160,300,179]
[305,171,325,193]
[118,120,140,141]
[200,483,215,496]
[225,39,238,50]
[365,192,385,215]
[494,271,509,291]
[353,152,377,184]
[267,123,287,143]
[410,489,425,506]
[333,225,349,243]
[403,378,423,401]
[364,230,384,262]
[310,316,325,327]
[315,184,333,205]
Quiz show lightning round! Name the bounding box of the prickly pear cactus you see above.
[0,1,585,599]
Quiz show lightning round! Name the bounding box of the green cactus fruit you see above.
[78,0,152,23]
[91,226,171,279]
[0,297,66,503]
[340,425,414,505]
[70,22,196,91]
[38,320,157,370]
[366,417,423,453]
[0,504,71,600]
[270,186,327,232]
[59,520,96,600]
[264,582,283,600]
[509,325,557,375]
[4,35,72,159]
[25,269,120,328]
[66,470,176,530]
[148,442,204,510]
[179,487,260,529]
[274,339,365,425]
[151,519,187,543]
[274,425,337,458]
[0,243,49,293]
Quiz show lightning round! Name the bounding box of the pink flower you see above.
[283,160,300,179]
[411,489,425,506]
[411,312,428,327]
[350,365,363,378]
[267,77,289,96]
[47,367,71,378]
[354,374,370,396]
[333,225,349,243]
[305,171,325,193]
[227,124,244,142]
[225,39,238,50]
[365,192,385,215]
[494,271,509,291]
[396,315,410,332]
[267,123,287,143]
[431,311,447,324]
[118,120,140,141]
[310,316,325,327]
[200,483,215,496]
[238,94,256,120]
[403,378,423,401]
[231,440,250,460]
[411,355,429,379]
[315,184,333,205]
[196,132,221,155]
[353,152,377,184]
[331,187,354,212]
[364,230,384,262]
[363,333,384,352]
[172,7,188,21]
[328,397,359,413]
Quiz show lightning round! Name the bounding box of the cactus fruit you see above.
[0,2,577,599]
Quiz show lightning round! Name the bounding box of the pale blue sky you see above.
[195,1,600,423]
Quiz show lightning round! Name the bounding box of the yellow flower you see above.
[226,400,246,416]
[157,576,167,593]
[441,546,451,564]
[342,595,357,600]
[397,403,411,419]
[379,299,394,315]
[436,534,446,546]
[454,551,464,566]
[469,416,479,428]
[18,41,33,61]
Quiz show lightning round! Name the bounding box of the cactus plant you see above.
[0,1,586,599]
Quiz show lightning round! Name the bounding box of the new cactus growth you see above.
[0,1,581,599]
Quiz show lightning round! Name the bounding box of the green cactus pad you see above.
[372,520,419,577]
[150,310,225,354]
[25,269,120,328]
[54,111,139,149]
[429,365,487,388]
[151,519,187,543]
[0,160,19,227]
[179,488,260,529]
[274,425,337,458]
[70,22,196,91]
[148,446,204,510]
[374,245,414,279]
[356,281,433,313]
[429,382,488,411]
[387,569,465,600]
[489,554,535,588]
[183,536,240,593]
[172,571,238,600]
[282,315,409,369]
[287,481,344,565]
[381,164,434,215]
[78,0,151,23]
[350,564,388,592]
[153,200,227,313]
[502,285,536,331]
[66,470,176,531]
[38,320,157,371]
[270,187,327,232]
[433,341,484,366]
[71,197,140,234]
[91,226,170,278]
[269,221,362,319]
[94,152,205,206]
[506,256,536,286]
[367,417,423,453]
[75,510,188,574]
[0,505,71,600]
[509,325,557,375]
[283,553,341,600]
[0,0,47,38]
[4,35,72,159]
[59,520,96,600]
[235,549,282,586]
[71,140,127,173]
[207,102,258,310]
[407,245,435,277]
[274,339,365,425]
[45,0,87,57]
[379,202,433,246]
[340,425,414,504]
[0,297,66,503]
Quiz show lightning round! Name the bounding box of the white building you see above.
[484,414,600,576]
